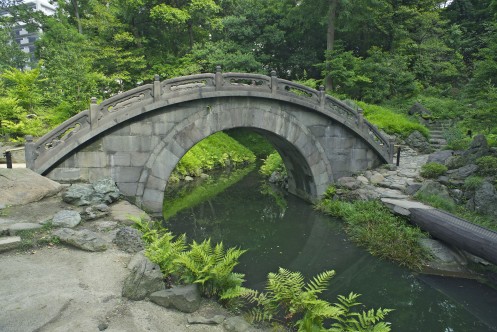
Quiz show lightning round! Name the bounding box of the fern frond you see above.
[304,270,335,295]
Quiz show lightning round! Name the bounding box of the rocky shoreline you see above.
[0,171,263,332]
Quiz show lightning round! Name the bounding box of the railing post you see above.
[215,65,222,91]
[4,151,12,169]
[389,138,395,161]
[357,108,364,130]
[270,71,278,94]
[318,85,325,111]
[90,97,98,129]
[153,74,161,102]
[25,135,35,170]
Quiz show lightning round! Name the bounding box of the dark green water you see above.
[164,168,497,332]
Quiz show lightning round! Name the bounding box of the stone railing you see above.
[26,68,393,173]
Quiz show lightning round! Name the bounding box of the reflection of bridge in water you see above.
[25,68,393,212]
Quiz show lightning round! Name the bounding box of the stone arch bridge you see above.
[25,69,394,212]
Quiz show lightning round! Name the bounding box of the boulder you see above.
[109,200,151,225]
[62,184,95,206]
[416,180,454,204]
[419,238,468,274]
[150,285,201,313]
[466,181,497,218]
[428,150,454,165]
[0,168,62,207]
[113,226,145,253]
[53,228,108,252]
[408,102,432,117]
[52,210,81,228]
[223,316,254,332]
[462,134,489,160]
[62,178,121,206]
[405,183,422,196]
[122,252,165,300]
[446,164,478,180]
[337,177,362,190]
[405,131,432,154]
[369,173,385,184]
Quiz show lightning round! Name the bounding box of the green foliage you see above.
[316,198,428,269]
[476,156,497,176]
[444,126,471,150]
[464,176,484,190]
[357,101,429,138]
[239,267,392,331]
[259,152,286,177]
[413,192,456,213]
[174,239,247,299]
[420,162,448,178]
[174,132,256,178]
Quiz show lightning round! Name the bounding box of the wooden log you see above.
[410,208,497,265]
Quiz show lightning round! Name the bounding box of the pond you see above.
[163,167,497,332]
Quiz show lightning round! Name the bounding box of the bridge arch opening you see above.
[138,100,334,212]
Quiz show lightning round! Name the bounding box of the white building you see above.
[8,0,56,64]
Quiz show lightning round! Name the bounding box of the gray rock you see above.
[419,238,468,274]
[428,150,454,164]
[223,316,253,332]
[95,221,118,232]
[462,134,489,160]
[0,168,63,207]
[337,177,362,190]
[109,200,151,225]
[62,184,94,206]
[370,173,385,184]
[187,315,225,325]
[447,164,478,180]
[52,210,81,228]
[94,204,109,212]
[150,285,201,313]
[184,176,194,182]
[466,181,497,218]
[113,226,144,253]
[92,178,121,204]
[53,228,108,252]
[405,183,422,196]
[405,131,432,154]
[122,252,165,300]
[415,180,454,204]
[0,236,21,252]
[8,223,42,235]
[356,175,369,185]
[445,155,465,170]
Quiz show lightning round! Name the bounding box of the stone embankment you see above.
[0,169,264,332]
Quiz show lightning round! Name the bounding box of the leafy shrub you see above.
[464,176,484,190]
[357,101,429,138]
[476,156,497,176]
[413,95,466,119]
[227,129,275,157]
[229,267,392,331]
[420,162,448,178]
[259,152,287,177]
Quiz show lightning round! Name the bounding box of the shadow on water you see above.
[164,166,497,332]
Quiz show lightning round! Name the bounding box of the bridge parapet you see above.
[26,69,393,174]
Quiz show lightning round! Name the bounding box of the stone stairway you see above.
[427,120,451,150]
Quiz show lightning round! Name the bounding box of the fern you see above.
[174,239,247,298]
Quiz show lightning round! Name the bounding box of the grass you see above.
[357,101,429,139]
[16,222,60,251]
[315,198,428,269]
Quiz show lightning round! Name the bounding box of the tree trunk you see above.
[325,0,338,91]
[71,0,82,34]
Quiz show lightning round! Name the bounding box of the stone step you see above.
[0,236,21,252]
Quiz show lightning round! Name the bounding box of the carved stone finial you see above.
[25,135,33,142]
[319,85,325,91]
[91,97,97,104]
[357,108,364,114]
[154,74,160,81]
[216,65,221,73]
[270,70,277,77]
